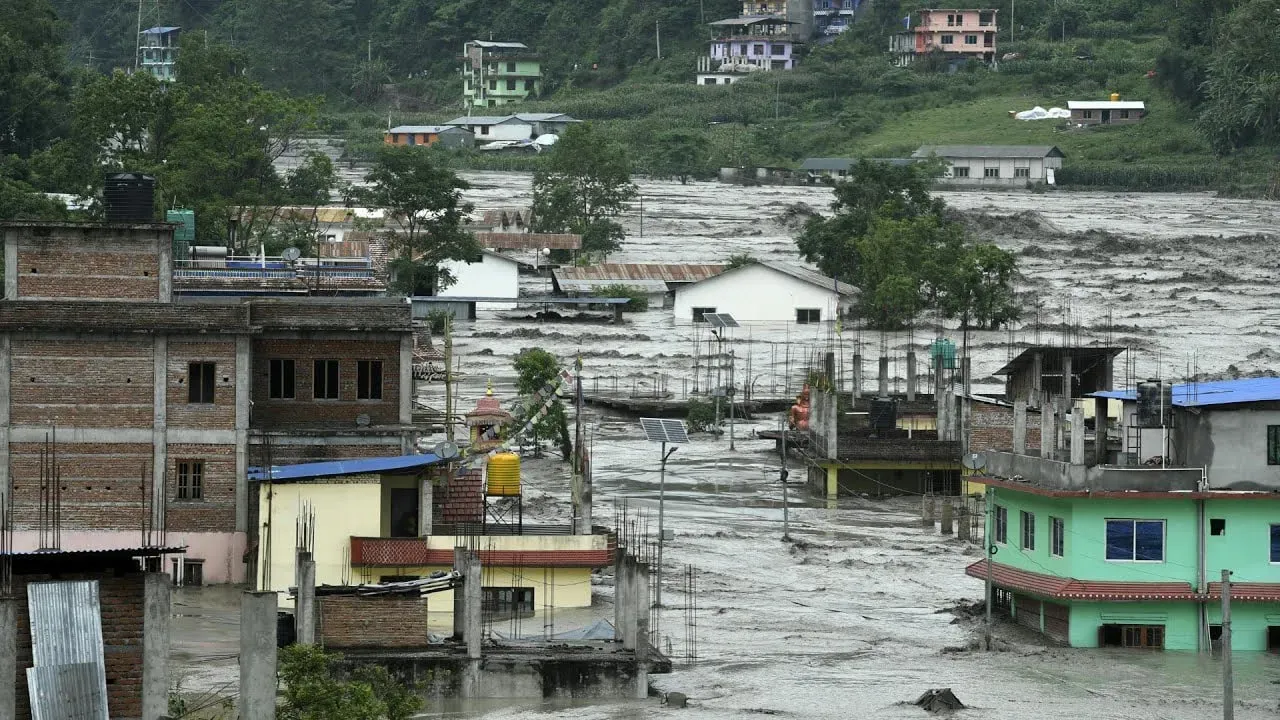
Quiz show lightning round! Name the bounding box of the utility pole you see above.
[656,21,661,59]
[780,416,790,541]
[1010,0,1015,44]
[657,443,677,609]
[1222,568,1233,720]
[984,485,994,651]
[728,349,736,451]
[443,317,454,442]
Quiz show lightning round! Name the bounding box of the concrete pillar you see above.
[1040,402,1054,459]
[151,336,168,538]
[235,336,250,534]
[922,494,935,527]
[940,499,954,535]
[465,551,482,660]
[906,353,917,401]
[419,478,434,538]
[1056,398,1068,452]
[960,357,972,456]
[852,354,863,398]
[399,334,414,426]
[295,552,316,646]
[619,556,636,650]
[1013,400,1027,454]
[614,548,627,643]
[633,561,651,700]
[878,356,889,397]
[825,465,838,500]
[143,573,171,720]
[824,351,835,386]
[3,237,16,298]
[0,598,16,720]
[1094,396,1109,465]
[1031,351,1044,408]
[239,592,278,720]
[157,229,173,302]
[453,547,466,642]
[1063,353,1074,401]
[1070,407,1086,466]
[0,334,10,503]
[957,502,971,541]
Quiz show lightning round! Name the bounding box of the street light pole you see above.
[985,484,995,650]
[657,443,677,609]
[780,416,790,541]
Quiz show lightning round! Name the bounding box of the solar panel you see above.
[640,417,689,444]
[703,313,740,328]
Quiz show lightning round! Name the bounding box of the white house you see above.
[672,261,857,323]
[911,145,1065,186]
[439,250,521,310]
[444,116,533,142]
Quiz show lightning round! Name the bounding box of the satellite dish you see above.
[961,452,987,471]
[355,413,371,427]
[282,247,301,262]
[433,441,460,460]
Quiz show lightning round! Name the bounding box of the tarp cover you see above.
[1015,106,1071,120]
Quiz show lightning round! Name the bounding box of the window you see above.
[965,34,977,44]
[946,13,956,25]
[1050,516,1064,557]
[176,460,203,500]
[941,34,954,44]
[1014,167,1030,178]
[1100,624,1164,649]
[692,307,716,323]
[313,359,340,400]
[1105,519,1165,561]
[506,79,516,90]
[482,587,534,616]
[479,125,490,135]
[488,79,496,90]
[1083,110,1094,119]
[524,79,535,91]
[181,560,203,587]
[704,77,717,85]
[188,362,215,403]
[952,166,970,178]
[753,44,765,55]
[269,359,295,400]
[994,505,1008,544]
[1267,425,1280,464]
[1020,511,1035,551]
[795,308,821,324]
[771,44,786,56]
[357,360,383,400]
[1210,518,1225,536]
[739,43,748,54]
[1271,525,1280,563]
[506,61,516,72]
[1119,110,1130,119]
[984,167,1000,178]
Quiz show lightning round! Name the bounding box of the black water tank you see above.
[103,173,156,222]
[276,611,296,647]
[869,397,898,431]
[1135,379,1173,428]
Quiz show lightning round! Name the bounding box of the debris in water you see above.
[914,688,965,713]
[664,691,688,708]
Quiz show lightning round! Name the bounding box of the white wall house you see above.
[444,116,533,142]
[673,262,856,323]
[912,145,1065,186]
[440,250,520,310]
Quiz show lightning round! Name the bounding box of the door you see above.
[390,488,419,537]
[1101,110,1111,124]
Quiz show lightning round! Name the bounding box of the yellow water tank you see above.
[486,452,521,496]
[1110,92,1120,102]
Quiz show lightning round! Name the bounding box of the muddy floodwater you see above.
[173,170,1280,717]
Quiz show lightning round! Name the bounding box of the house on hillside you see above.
[672,261,856,323]
[140,26,181,81]
[813,0,862,35]
[439,250,522,310]
[890,9,997,66]
[462,40,542,107]
[384,125,475,148]
[697,16,801,85]
[554,263,726,307]
[510,113,581,137]
[912,145,1065,186]
[1067,99,1146,126]
[444,116,534,142]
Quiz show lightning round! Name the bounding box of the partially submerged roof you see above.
[469,40,528,49]
[1067,100,1145,111]
[387,125,470,134]
[249,453,446,482]
[913,145,1066,159]
[677,261,857,296]
[554,263,726,294]
[474,231,582,250]
[1091,377,1280,409]
[994,346,1126,376]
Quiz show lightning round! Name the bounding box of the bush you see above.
[596,283,649,311]
[686,398,717,433]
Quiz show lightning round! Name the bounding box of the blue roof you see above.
[248,453,444,482]
[1090,377,1280,408]
[142,26,181,34]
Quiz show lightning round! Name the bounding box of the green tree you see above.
[532,123,637,258]
[942,243,1020,331]
[277,644,421,720]
[1197,0,1280,152]
[596,283,648,311]
[0,0,70,159]
[649,129,709,184]
[513,348,572,460]
[725,252,757,269]
[351,146,479,296]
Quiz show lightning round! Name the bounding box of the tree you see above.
[277,644,421,720]
[1197,0,1280,152]
[513,348,572,460]
[649,130,709,184]
[351,146,479,296]
[0,0,70,159]
[532,123,637,258]
[725,252,757,269]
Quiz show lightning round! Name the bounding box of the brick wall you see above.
[165,443,237,532]
[318,595,429,649]
[10,443,152,530]
[969,401,1042,453]
[256,440,403,467]
[10,338,154,428]
[12,572,146,720]
[250,338,401,428]
[439,468,483,524]
[166,339,237,430]
[13,229,163,300]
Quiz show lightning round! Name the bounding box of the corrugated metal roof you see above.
[913,144,1066,159]
[760,262,858,295]
[801,157,915,171]
[388,125,468,134]
[445,115,525,126]
[1067,100,1145,110]
[248,453,445,482]
[27,663,108,720]
[141,26,180,33]
[710,15,796,25]
[475,232,581,250]
[1090,377,1280,408]
[554,263,726,284]
[470,40,528,48]
[511,113,580,123]
[4,546,185,558]
[28,581,107,670]
[350,538,611,568]
[556,278,672,294]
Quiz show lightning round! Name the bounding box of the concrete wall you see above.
[346,566,594,613]
[1068,600,1200,649]
[343,651,648,700]
[439,253,519,309]
[259,478,382,600]
[673,263,849,322]
[1183,406,1280,490]
[1070,109,1143,125]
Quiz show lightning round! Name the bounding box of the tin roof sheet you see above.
[1066,100,1146,110]
[554,263,726,284]
[27,663,108,720]
[475,232,581,250]
[1091,377,1280,408]
[249,453,445,482]
[913,144,1066,159]
[388,125,468,134]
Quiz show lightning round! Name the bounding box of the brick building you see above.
[0,221,417,584]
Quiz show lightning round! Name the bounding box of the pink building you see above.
[890,8,997,66]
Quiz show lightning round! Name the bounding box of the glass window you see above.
[1271,525,1280,563]
[1015,167,1030,178]
[506,78,516,90]
[994,505,1007,544]
[1267,425,1280,464]
[753,44,765,55]
[176,460,203,500]
[1020,511,1035,550]
[314,359,340,400]
[188,362,215,403]
[984,167,1000,178]
[1120,110,1130,119]
[357,360,383,400]
[1050,516,1064,557]
[269,358,295,399]
[795,308,821,324]
[771,44,786,56]
[941,34,954,44]
[692,307,716,323]
[506,62,516,72]
[1106,519,1165,561]
[952,166,970,178]
[965,34,977,44]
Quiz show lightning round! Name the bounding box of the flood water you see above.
[171,164,1280,716]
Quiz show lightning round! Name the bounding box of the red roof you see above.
[1205,582,1280,602]
[965,560,1203,601]
[350,537,611,568]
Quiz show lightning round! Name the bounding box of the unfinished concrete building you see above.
[0,220,417,584]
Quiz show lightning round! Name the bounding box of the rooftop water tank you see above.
[486,452,521,496]
[1110,92,1120,102]
[869,397,898,431]
[1135,379,1173,428]
[103,173,155,223]
[166,209,195,260]
[929,339,957,370]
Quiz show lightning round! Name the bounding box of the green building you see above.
[462,40,542,108]
[969,377,1280,651]
[139,26,181,82]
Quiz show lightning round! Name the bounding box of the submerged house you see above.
[672,261,855,323]
[912,145,1065,186]
[968,376,1280,650]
